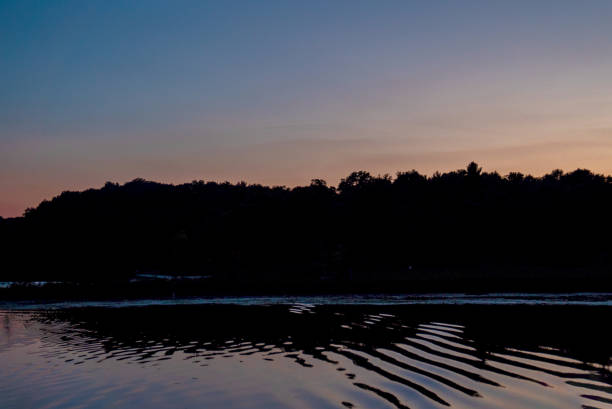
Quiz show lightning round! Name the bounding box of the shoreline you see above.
[1,271,611,302]
[2,293,612,310]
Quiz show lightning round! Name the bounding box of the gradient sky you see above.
[2,1,612,216]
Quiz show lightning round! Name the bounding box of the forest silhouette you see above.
[1,162,612,294]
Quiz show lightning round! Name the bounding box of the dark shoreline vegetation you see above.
[2,162,612,298]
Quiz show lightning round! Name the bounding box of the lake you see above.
[1,296,611,409]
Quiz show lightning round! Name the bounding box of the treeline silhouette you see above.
[1,162,612,291]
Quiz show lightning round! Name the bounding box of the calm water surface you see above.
[1,299,611,409]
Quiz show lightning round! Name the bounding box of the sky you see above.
[2,1,612,217]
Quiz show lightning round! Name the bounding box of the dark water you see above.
[1,301,611,409]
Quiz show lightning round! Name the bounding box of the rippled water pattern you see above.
[1,304,611,409]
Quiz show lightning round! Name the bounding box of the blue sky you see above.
[2,1,612,216]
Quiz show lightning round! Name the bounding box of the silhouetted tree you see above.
[466,161,482,177]
[1,162,612,290]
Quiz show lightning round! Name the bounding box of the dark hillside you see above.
[2,163,611,291]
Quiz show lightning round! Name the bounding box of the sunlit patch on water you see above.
[1,304,611,409]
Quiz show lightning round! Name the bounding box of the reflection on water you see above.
[1,304,611,409]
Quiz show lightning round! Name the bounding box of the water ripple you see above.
[1,303,611,409]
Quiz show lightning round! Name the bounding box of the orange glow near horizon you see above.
[3,135,612,218]
[2,1,612,217]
